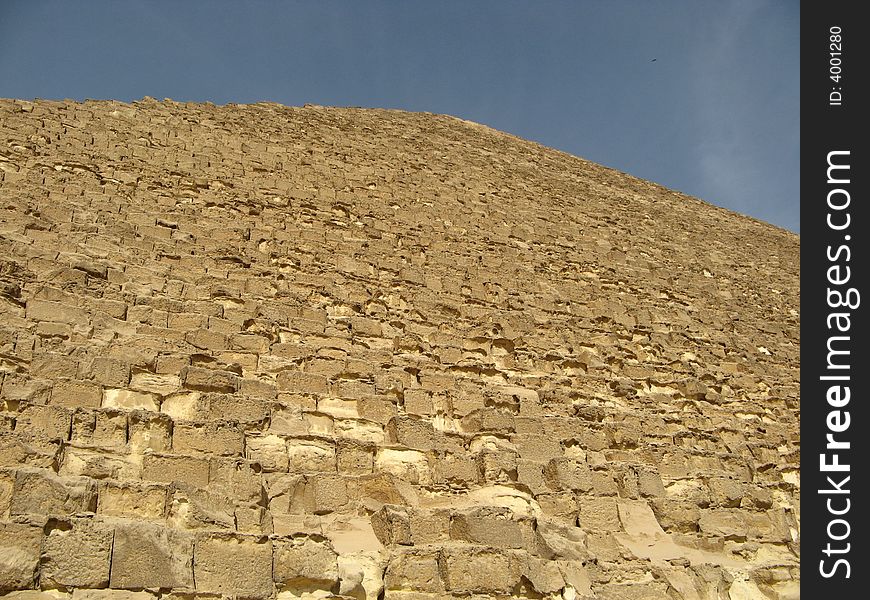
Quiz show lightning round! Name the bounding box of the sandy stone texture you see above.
[0,98,799,599]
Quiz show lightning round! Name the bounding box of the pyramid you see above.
[0,98,799,599]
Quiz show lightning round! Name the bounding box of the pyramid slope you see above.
[1,98,798,599]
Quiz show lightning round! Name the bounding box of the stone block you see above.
[142,454,209,487]
[88,357,131,387]
[449,506,533,549]
[130,372,182,396]
[10,469,96,516]
[0,522,41,591]
[245,434,289,472]
[110,522,193,589]
[306,475,348,514]
[384,548,444,593]
[41,520,113,588]
[181,366,239,393]
[194,535,273,598]
[15,405,71,440]
[277,371,328,395]
[578,496,621,532]
[273,535,339,590]
[172,421,244,456]
[50,379,102,408]
[442,547,521,594]
[287,439,336,473]
[102,388,159,411]
[98,482,168,519]
[371,504,412,546]
[386,416,436,451]
[375,448,431,485]
[128,410,172,452]
[336,439,374,475]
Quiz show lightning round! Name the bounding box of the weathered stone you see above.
[0,523,41,591]
[194,535,273,598]
[110,522,193,589]
[10,469,96,516]
[0,99,800,597]
[41,520,113,588]
[273,535,339,590]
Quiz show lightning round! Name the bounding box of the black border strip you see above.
[802,2,867,595]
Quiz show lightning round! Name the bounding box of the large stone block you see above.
[449,506,533,549]
[10,469,96,517]
[383,548,444,594]
[442,547,522,594]
[110,522,193,589]
[172,421,244,456]
[273,535,339,591]
[98,482,168,519]
[0,523,41,591]
[194,534,273,598]
[50,379,102,408]
[245,434,289,472]
[142,454,210,487]
[41,520,113,588]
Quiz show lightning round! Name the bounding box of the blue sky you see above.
[0,1,799,232]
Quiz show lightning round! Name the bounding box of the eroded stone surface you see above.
[0,98,799,599]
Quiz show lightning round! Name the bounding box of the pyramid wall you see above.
[0,99,799,599]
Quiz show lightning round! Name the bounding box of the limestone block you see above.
[287,439,336,473]
[305,475,348,514]
[50,379,102,408]
[98,482,168,519]
[110,522,193,589]
[543,458,593,492]
[102,388,159,411]
[208,457,263,504]
[128,410,172,452]
[357,397,398,425]
[15,405,71,440]
[409,508,451,545]
[0,522,41,591]
[334,418,384,444]
[130,372,182,395]
[0,470,13,518]
[442,547,522,594]
[172,421,244,456]
[59,445,138,480]
[336,439,374,475]
[10,469,96,516]
[385,417,436,451]
[194,535,273,598]
[272,535,339,590]
[168,486,235,530]
[142,454,209,487]
[71,591,156,600]
[375,449,431,485]
[185,328,227,351]
[512,433,562,461]
[181,366,239,393]
[383,548,444,594]
[337,551,385,600]
[317,397,359,418]
[160,391,203,421]
[371,505,412,546]
[277,371,328,395]
[449,506,533,549]
[246,434,289,472]
[578,496,621,532]
[433,454,479,486]
[25,299,88,325]
[41,520,112,588]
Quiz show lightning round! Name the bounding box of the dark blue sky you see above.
[0,1,799,232]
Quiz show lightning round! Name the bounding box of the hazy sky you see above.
[0,1,799,232]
